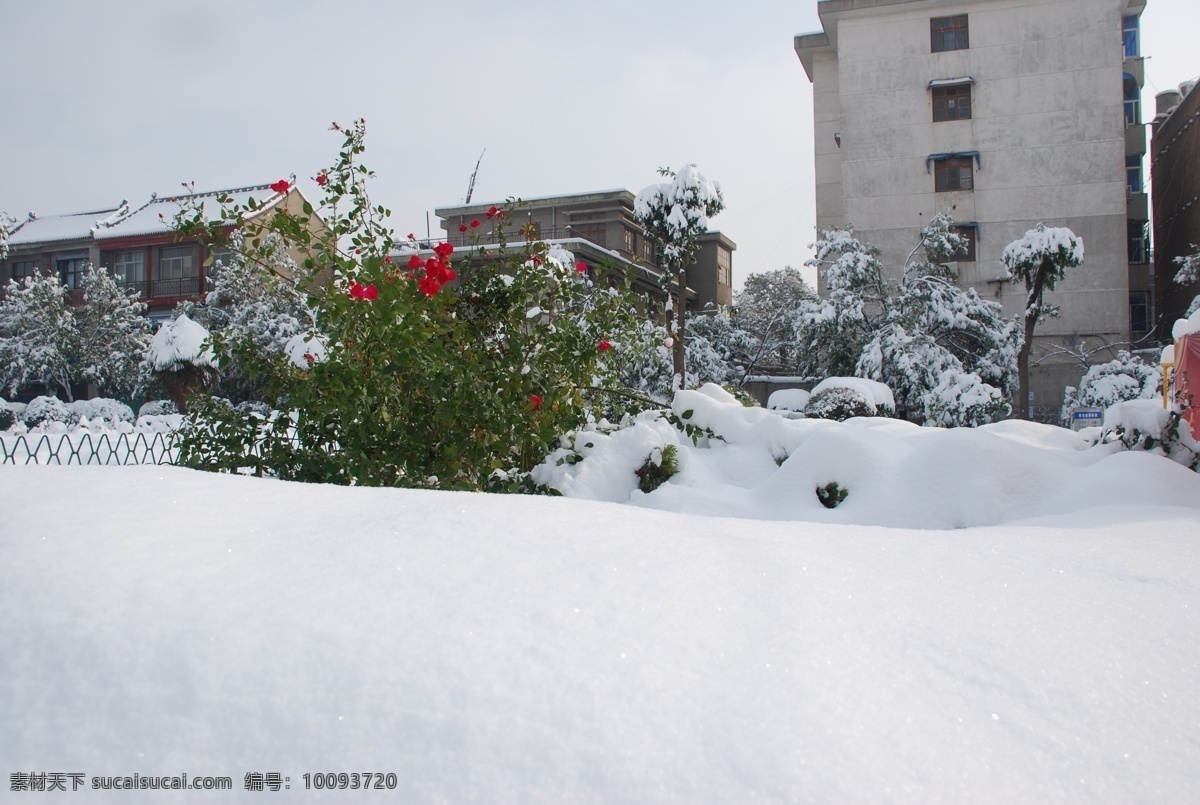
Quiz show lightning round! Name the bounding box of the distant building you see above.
[795,0,1149,414]
[1152,78,1200,332]
[2,183,326,320]
[433,189,736,315]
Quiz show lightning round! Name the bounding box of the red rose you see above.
[486,205,501,219]
[433,242,454,259]
[315,172,328,187]
[270,179,290,194]
[363,284,378,301]
[408,254,423,269]
[598,339,612,352]
[304,353,315,365]
[576,260,588,274]
[459,224,468,233]
[528,394,544,412]
[384,256,393,264]
[470,219,480,228]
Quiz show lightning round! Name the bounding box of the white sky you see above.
[1,0,1195,291]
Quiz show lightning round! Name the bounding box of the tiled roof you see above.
[7,203,127,246]
[94,184,285,241]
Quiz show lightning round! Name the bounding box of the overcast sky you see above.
[2,0,1196,290]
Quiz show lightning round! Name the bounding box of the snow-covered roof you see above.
[7,204,128,247]
[928,76,974,87]
[94,184,287,241]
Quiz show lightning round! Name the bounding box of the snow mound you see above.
[533,383,1200,528]
[767,387,810,412]
[810,376,895,411]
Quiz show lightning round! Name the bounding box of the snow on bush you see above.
[138,400,179,417]
[805,386,875,421]
[532,382,1200,528]
[767,388,810,412]
[1096,399,1199,470]
[22,395,74,428]
[0,399,14,431]
[1062,351,1161,416]
[924,371,1010,428]
[70,398,135,426]
[810,376,895,415]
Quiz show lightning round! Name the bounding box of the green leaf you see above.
[681,409,694,420]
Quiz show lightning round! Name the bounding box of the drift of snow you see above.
[146,313,216,371]
[533,383,1200,529]
[2,462,1199,803]
[767,387,810,411]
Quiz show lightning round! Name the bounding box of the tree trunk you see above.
[672,266,687,386]
[1016,268,1047,420]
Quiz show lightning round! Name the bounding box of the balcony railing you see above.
[446,225,614,251]
[150,277,203,298]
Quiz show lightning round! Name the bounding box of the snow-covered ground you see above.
[3,450,1200,802]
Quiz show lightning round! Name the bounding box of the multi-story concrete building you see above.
[434,190,736,315]
[795,0,1148,414]
[1152,78,1200,333]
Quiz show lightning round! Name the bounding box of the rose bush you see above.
[175,120,650,489]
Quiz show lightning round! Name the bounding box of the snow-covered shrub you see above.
[1062,351,1161,418]
[924,372,1010,428]
[805,387,875,421]
[768,388,810,412]
[0,272,79,400]
[1097,399,1198,470]
[138,400,179,417]
[23,395,74,428]
[0,399,14,431]
[71,398,135,425]
[636,444,679,493]
[816,481,848,509]
[78,264,151,399]
[810,377,895,417]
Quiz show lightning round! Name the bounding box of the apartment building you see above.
[795,0,1149,412]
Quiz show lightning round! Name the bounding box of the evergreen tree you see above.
[0,272,80,400]
[1001,223,1084,419]
[732,266,814,375]
[78,264,151,399]
[635,165,724,386]
[798,215,1019,425]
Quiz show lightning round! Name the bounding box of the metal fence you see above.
[0,431,179,466]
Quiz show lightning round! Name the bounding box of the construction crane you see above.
[464,149,486,204]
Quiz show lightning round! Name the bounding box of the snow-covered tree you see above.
[178,232,313,403]
[685,309,750,389]
[733,266,814,374]
[0,211,15,261]
[78,264,151,399]
[1062,350,1161,413]
[0,272,80,400]
[1173,246,1200,318]
[144,313,218,413]
[1001,223,1084,419]
[635,165,724,385]
[799,215,1019,425]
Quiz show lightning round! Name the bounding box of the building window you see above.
[717,246,732,285]
[931,15,968,53]
[932,83,972,122]
[10,260,39,282]
[1129,290,1151,333]
[1128,220,1149,264]
[935,157,974,192]
[209,249,235,269]
[1123,15,1140,58]
[1126,155,1143,195]
[154,245,199,296]
[112,250,146,287]
[570,211,606,222]
[56,255,87,289]
[952,225,977,261]
[1123,74,1140,126]
[624,228,636,253]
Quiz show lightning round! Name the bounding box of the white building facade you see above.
[795,0,1149,415]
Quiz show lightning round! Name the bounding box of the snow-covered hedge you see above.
[1062,351,1161,418]
[805,387,874,421]
[71,398,135,425]
[1093,399,1199,470]
[767,388,810,413]
[138,400,179,417]
[23,396,73,428]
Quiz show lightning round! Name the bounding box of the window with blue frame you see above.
[1124,73,1140,126]
[1126,156,1143,195]
[1123,16,1139,58]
